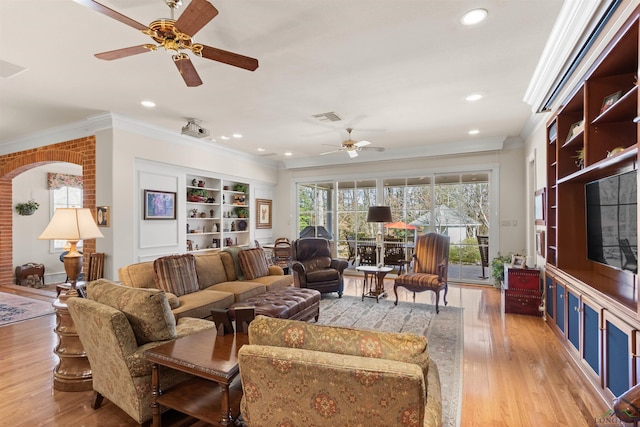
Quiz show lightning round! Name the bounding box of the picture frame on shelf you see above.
[511,255,526,268]
[256,199,272,229]
[96,206,110,227]
[534,188,546,226]
[600,90,622,114]
[144,190,176,220]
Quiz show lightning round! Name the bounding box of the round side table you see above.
[356,266,393,302]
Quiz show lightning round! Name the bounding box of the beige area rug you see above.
[317,295,463,427]
[0,293,55,326]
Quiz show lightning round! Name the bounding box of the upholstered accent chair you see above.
[291,238,348,297]
[67,279,216,424]
[394,233,450,313]
[238,316,442,426]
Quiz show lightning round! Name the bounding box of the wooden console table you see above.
[145,329,248,426]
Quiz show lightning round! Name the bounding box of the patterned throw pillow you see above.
[238,248,269,280]
[86,279,176,345]
[153,254,199,297]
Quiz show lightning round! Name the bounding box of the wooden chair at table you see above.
[394,233,450,313]
[272,239,292,273]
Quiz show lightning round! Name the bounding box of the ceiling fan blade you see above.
[348,150,359,159]
[175,0,219,37]
[354,140,371,147]
[95,45,152,60]
[200,45,259,71]
[72,0,148,31]
[174,54,203,87]
[319,149,341,156]
[360,146,386,152]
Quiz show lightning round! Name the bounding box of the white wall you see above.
[12,162,82,284]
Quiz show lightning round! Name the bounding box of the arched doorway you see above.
[0,136,96,287]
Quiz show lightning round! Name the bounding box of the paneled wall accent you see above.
[0,137,96,286]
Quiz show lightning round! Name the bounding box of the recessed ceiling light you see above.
[257,148,265,152]
[461,8,487,26]
[220,135,231,140]
[468,129,480,135]
[465,93,483,102]
[284,152,293,157]
[232,133,243,138]
[141,100,156,108]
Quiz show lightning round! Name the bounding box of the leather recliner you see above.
[291,238,348,297]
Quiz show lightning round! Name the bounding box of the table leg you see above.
[220,383,233,425]
[151,363,161,427]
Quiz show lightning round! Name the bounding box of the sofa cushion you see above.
[194,253,230,289]
[247,274,293,291]
[222,246,244,280]
[153,254,199,297]
[205,281,266,303]
[238,248,269,280]
[86,279,176,345]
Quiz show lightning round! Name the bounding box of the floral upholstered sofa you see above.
[118,249,293,319]
[238,316,442,426]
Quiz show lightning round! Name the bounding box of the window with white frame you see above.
[48,173,83,252]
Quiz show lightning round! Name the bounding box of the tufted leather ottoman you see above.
[230,287,321,322]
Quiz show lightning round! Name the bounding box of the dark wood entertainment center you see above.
[544,6,639,403]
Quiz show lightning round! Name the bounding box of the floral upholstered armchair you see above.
[238,316,442,426]
[67,279,216,424]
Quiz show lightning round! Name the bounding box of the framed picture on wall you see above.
[536,230,545,257]
[534,188,546,226]
[256,199,272,229]
[96,206,110,227]
[144,190,176,220]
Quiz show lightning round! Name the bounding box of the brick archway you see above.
[0,137,96,287]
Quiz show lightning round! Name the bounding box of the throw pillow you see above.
[153,254,199,297]
[86,279,176,345]
[238,248,269,280]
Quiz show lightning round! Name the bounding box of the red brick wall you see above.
[0,137,97,286]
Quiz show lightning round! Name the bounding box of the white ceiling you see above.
[0,1,578,168]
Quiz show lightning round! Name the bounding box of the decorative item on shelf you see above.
[187,188,207,202]
[600,90,622,114]
[197,180,205,187]
[191,208,198,218]
[15,199,39,216]
[235,207,249,218]
[231,221,236,231]
[199,212,206,218]
[187,240,193,251]
[223,185,229,191]
[573,148,584,169]
[234,184,247,193]
[195,244,199,251]
[566,120,584,142]
[191,178,197,186]
[215,223,220,232]
[206,197,216,203]
[607,146,625,158]
[233,194,246,204]
[210,209,214,217]
[238,220,247,231]
[212,238,219,248]
[225,238,234,246]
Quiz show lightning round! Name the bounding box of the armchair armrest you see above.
[291,261,307,287]
[437,260,446,281]
[330,258,349,273]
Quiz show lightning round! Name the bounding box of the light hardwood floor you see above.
[0,277,609,426]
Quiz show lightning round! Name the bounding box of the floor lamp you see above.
[38,208,103,391]
[367,206,392,267]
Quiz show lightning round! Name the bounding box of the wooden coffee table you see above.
[144,328,248,427]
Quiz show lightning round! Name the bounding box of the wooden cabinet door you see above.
[603,311,636,399]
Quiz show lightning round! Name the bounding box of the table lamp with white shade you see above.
[367,206,392,267]
[39,208,103,296]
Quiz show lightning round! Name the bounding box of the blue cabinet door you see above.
[555,282,565,333]
[604,312,633,398]
[582,298,600,376]
[567,290,580,350]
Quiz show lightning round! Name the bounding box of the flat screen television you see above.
[585,169,637,274]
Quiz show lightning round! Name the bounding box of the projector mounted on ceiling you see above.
[181,119,209,138]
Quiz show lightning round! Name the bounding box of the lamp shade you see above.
[39,208,103,241]
[367,206,392,223]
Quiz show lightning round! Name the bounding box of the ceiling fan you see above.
[320,128,385,159]
[73,0,259,87]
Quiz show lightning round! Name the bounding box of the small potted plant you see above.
[235,207,249,218]
[15,199,39,216]
[491,253,513,288]
[187,188,208,202]
[234,184,247,194]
